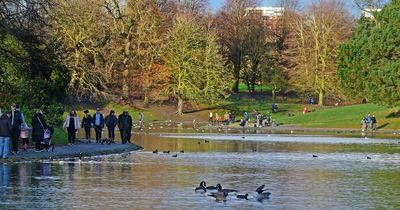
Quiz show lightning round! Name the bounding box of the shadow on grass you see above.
[377,123,389,129]
[386,110,400,118]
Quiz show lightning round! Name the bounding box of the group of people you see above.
[208,112,236,126]
[360,114,377,132]
[0,104,51,158]
[64,108,138,145]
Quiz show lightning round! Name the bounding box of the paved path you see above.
[2,141,143,162]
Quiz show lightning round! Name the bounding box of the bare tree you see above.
[287,0,354,105]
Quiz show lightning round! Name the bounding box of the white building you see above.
[361,8,381,18]
[245,7,284,17]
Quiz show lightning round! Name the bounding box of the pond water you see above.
[1,130,400,209]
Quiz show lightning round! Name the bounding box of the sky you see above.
[209,0,362,17]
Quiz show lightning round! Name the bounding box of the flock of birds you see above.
[152,149,183,157]
[194,181,271,202]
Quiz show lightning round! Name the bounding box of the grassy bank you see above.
[52,96,400,144]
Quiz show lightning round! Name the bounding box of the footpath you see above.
[1,141,143,163]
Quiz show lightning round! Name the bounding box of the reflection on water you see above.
[1,133,400,209]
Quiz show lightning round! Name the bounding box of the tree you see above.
[337,0,400,106]
[164,15,230,115]
[50,0,110,99]
[241,14,268,94]
[215,0,258,93]
[287,0,353,105]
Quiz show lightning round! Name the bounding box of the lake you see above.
[1,129,400,209]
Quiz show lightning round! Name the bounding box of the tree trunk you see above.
[177,95,183,115]
[318,89,324,106]
[232,60,241,93]
[232,79,239,93]
[272,89,276,100]
[122,35,132,99]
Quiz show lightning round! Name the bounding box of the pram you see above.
[40,126,55,152]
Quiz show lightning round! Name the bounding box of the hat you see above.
[84,110,89,113]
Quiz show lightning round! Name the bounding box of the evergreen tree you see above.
[337,0,400,106]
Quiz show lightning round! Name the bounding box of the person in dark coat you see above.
[0,112,12,159]
[105,110,118,142]
[117,112,125,142]
[81,110,92,143]
[10,104,22,154]
[119,111,132,144]
[92,108,104,143]
[31,110,47,151]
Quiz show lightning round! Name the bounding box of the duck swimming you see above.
[236,193,248,200]
[217,184,237,194]
[257,191,271,202]
[195,181,207,193]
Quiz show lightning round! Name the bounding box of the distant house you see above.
[361,8,381,19]
[245,7,284,32]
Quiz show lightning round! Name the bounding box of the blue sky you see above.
[209,0,362,16]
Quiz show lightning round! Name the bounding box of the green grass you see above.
[213,96,400,129]
[238,83,272,92]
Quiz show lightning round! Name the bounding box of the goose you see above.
[208,191,228,202]
[217,184,237,194]
[257,191,271,202]
[152,149,158,154]
[367,156,371,159]
[312,155,318,158]
[206,183,219,191]
[163,150,170,154]
[255,184,265,193]
[180,150,184,153]
[195,181,207,193]
[172,154,178,157]
[236,193,249,200]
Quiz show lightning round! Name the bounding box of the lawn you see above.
[238,83,272,93]
[212,96,400,130]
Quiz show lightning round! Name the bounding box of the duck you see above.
[172,154,178,157]
[204,140,210,143]
[208,191,228,202]
[367,156,371,159]
[217,184,237,194]
[236,193,249,200]
[180,150,185,153]
[256,191,271,202]
[152,149,158,154]
[163,150,170,154]
[195,181,207,193]
[312,155,318,158]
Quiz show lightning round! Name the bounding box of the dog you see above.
[99,138,113,145]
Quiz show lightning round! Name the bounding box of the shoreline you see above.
[0,141,143,163]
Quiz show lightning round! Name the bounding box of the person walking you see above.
[244,112,250,122]
[0,112,12,159]
[81,110,92,143]
[117,112,125,141]
[138,112,144,129]
[18,107,30,151]
[31,110,47,152]
[10,104,22,154]
[119,111,132,144]
[208,112,213,125]
[63,110,80,145]
[92,108,104,143]
[105,110,117,143]
[371,115,377,130]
